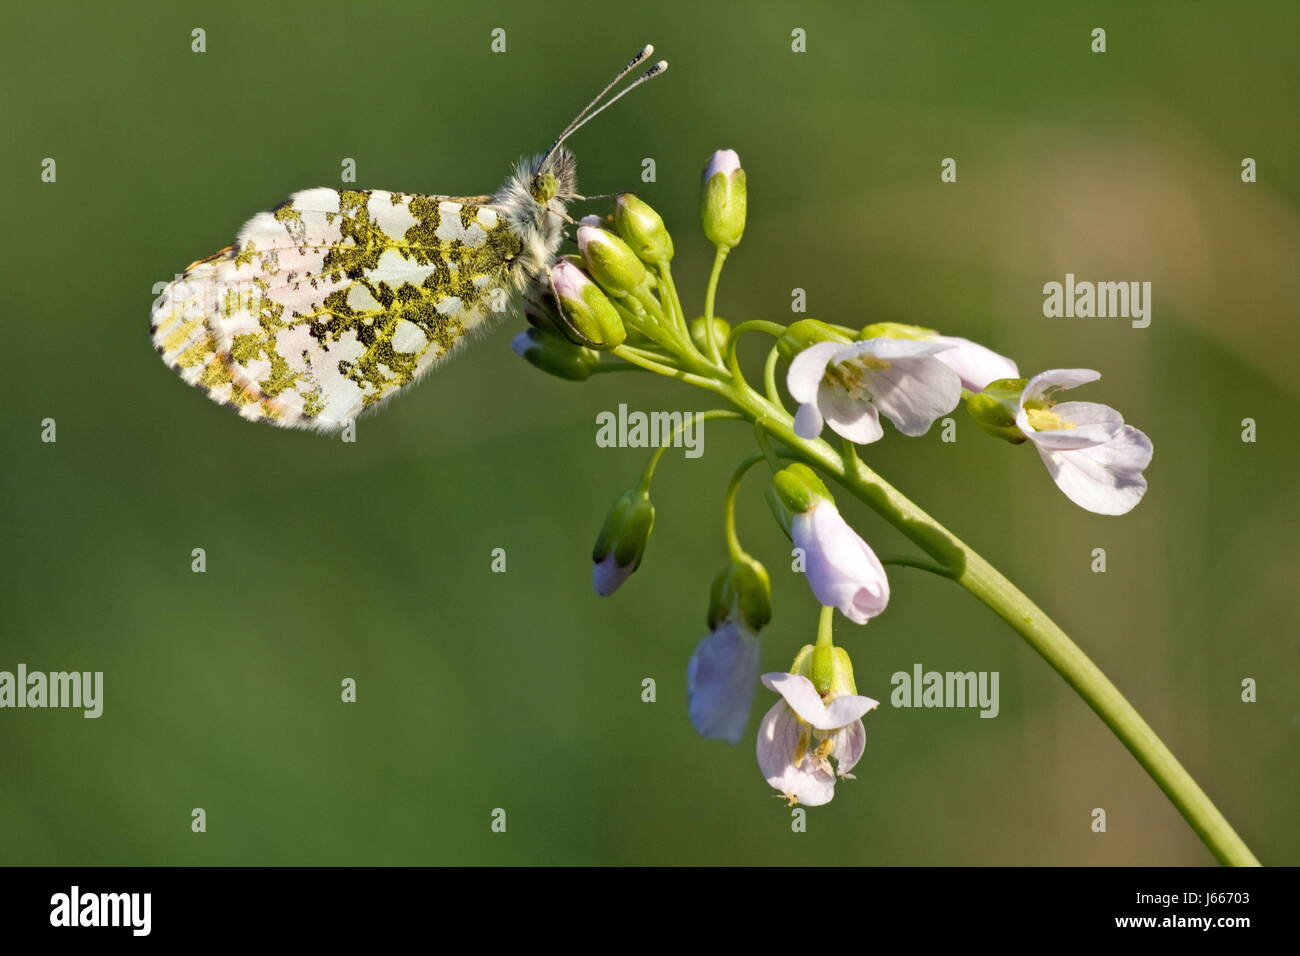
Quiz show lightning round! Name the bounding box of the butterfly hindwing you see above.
[151,188,524,430]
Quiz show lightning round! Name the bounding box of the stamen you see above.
[1025,407,1077,431]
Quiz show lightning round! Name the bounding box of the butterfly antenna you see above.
[555,45,653,143]
[538,46,667,169]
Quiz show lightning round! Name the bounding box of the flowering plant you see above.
[514,150,1253,865]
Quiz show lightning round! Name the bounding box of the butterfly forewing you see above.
[151,187,523,430]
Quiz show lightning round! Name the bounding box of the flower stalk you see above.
[519,150,1258,866]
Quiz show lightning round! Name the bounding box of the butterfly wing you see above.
[150,187,524,430]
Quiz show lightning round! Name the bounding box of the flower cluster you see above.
[513,150,1154,807]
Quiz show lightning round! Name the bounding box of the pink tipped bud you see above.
[701,149,747,249]
[550,260,626,349]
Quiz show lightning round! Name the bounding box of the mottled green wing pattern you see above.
[150,188,523,430]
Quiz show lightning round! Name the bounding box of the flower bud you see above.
[613,193,674,264]
[689,315,731,354]
[700,149,747,249]
[511,326,600,381]
[771,465,891,625]
[707,555,772,632]
[591,489,655,596]
[775,319,852,363]
[766,463,833,535]
[965,377,1029,443]
[550,260,626,350]
[577,225,647,296]
[856,322,939,341]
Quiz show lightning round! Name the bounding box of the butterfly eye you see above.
[530,172,559,204]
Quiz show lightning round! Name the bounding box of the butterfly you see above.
[150,46,667,432]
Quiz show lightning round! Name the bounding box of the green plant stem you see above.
[723,453,766,560]
[610,345,731,394]
[701,246,730,365]
[736,394,1259,866]
[815,603,835,648]
[725,321,786,391]
[763,344,784,409]
[654,261,706,361]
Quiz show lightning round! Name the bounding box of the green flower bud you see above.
[965,377,1029,443]
[577,224,647,296]
[707,554,772,632]
[550,261,626,349]
[700,149,747,249]
[511,326,600,382]
[766,463,833,536]
[856,322,939,341]
[592,489,655,596]
[613,193,674,264]
[689,315,731,355]
[776,319,852,363]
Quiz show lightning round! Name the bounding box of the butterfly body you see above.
[150,46,664,431]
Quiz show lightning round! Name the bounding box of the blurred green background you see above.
[3,1,1297,865]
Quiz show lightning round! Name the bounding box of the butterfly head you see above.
[495,47,665,298]
[528,147,577,207]
[526,45,666,211]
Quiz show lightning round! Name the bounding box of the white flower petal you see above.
[687,621,761,745]
[932,335,1019,392]
[761,671,877,732]
[1036,425,1153,515]
[793,400,825,439]
[755,699,800,780]
[786,341,842,404]
[784,760,837,806]
[823,694,879,729]
[864,356,962,437]
[755,700,837,806]
[1053,401,1125,428]
[761,672,831,727]
[1020,368,1101,405]
[828,719,867,776]
[818,381,883,444]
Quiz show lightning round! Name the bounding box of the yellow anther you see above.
[1025,407,1076,432]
